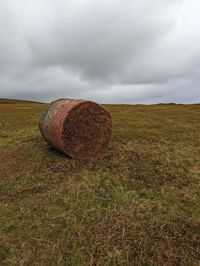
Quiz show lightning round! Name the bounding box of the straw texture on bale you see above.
[39,99,112,159]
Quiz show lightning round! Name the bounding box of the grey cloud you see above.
[0,0,199,103]
[26,0,177,81]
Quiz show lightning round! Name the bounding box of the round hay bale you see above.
[39,98,112,159]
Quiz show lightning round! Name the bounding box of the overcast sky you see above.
[0,0,200,103]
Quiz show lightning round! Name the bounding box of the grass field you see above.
[0,100,200,265]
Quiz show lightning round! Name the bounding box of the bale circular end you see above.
[39,99,112,159]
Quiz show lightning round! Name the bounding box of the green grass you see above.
[0,100,200,265]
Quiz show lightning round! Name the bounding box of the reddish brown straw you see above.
[39,99,112,159]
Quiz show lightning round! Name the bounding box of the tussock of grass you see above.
[0,102,200,265]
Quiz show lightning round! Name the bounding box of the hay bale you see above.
[39,98,112,159]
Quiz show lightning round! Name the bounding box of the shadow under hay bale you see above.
[39,98,113,159]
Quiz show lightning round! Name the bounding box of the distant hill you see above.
[0,98,44,104]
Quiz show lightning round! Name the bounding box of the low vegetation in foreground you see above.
[0,100,200,265]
